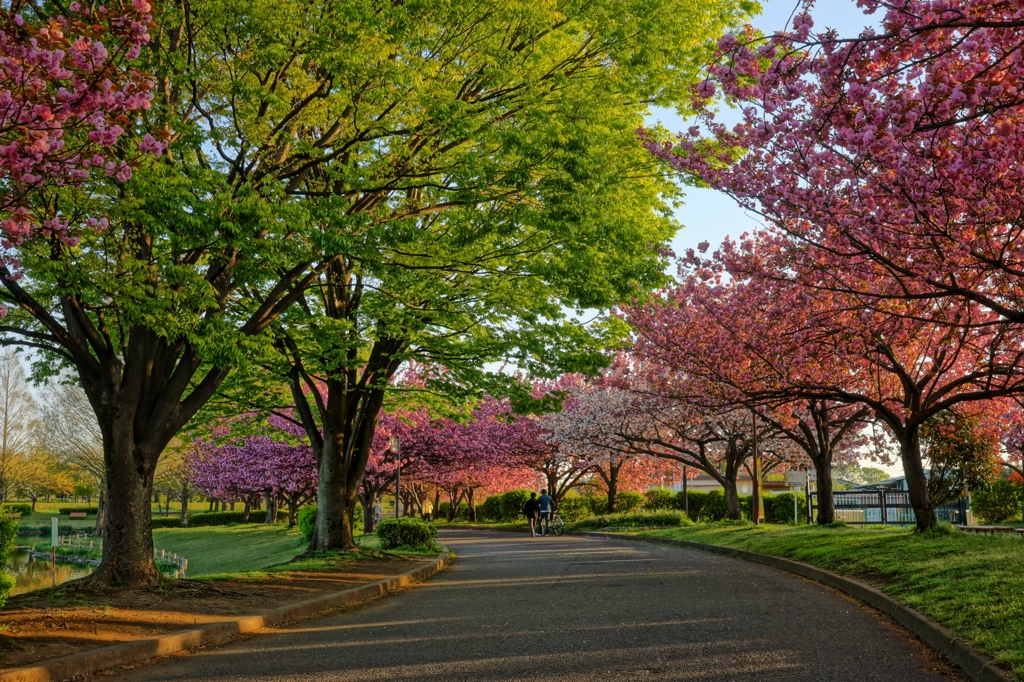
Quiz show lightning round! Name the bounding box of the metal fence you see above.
[809,490,968,525]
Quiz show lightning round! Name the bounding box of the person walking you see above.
[538,488,554,536]
[422,498,433,522]
[523,492,541,537]
[373,500,382,526]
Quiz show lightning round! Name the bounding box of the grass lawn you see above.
[627,523,1024,679]
[153,524,308,576]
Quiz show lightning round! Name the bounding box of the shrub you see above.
[762,493,808,525]
[0,512,17,608]
[58,506,99,515]
[376,517,437,550]
[455,501,470,521]
[298,505,317,541]
[183,510,288,527]
[615,491,644,514]
[556,494,591,522]
[477,495,502,522]
[584,495,608,516]
[570,511,692,531]
[675,489,710,521]
[643,488,674,511]
[972,479,1022,524]
[151,516,183,529]
[0,503,32,516]
[498,489,533,522]
[699,490,730,522]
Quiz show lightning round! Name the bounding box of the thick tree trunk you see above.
[243,499,251,523]
[361,491,376,534]
[813,456,835,525]
[92,438,161,588]
[723,478,742,520]
[466,488,477,522]
[606,476,618,514]
[313,434,360,551]
[899,429,935,530]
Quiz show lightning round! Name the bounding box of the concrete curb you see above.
[0,549,451,682]
[577,532,1013,682]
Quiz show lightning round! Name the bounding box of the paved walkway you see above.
[106,529,959,681]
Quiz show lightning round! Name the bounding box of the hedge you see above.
[158,510,289,528]
[762,493,808,525]
[643,488,674,511]
[58,507,99,515]
[556,495,591,522]
[298,505,317,540]
[0,503,32,516]
[570,511,692,531]
[376,517,437,550]
[477,489,534,522]
[616,491,644,514]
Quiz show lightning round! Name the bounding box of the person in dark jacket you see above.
[523,492,541,537]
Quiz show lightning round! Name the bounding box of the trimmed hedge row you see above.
[58,507,99,515]
[570,511,692,531]
[376,517,437,550]
[0,503,32,516]
[672,489,808,524]
[150,509,289,528]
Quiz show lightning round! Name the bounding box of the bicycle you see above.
[540,511,564,536]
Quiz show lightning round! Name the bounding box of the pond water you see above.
[5,548,94,595]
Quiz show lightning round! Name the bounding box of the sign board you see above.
[785,471,804,488]
[806,469,817,481]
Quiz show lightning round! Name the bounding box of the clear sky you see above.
[653,1,902,476]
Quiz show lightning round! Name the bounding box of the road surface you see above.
[105,529,960,681]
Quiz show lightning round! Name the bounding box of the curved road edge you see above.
[0,548,452,682]
[576,531,1012,682]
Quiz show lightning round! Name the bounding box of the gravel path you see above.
[105,528,960,681]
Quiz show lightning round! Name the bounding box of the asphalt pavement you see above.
[104,529,960,681]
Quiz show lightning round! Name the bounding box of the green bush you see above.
[498,489,533,522]
[58,506,99,515]
[643,488,675,511]
[570,511,692,531]
[699,490,730,522]
[615,491,644,514]
[455,501,470,521]
[151,516,183,528]
[478,495,502,522]
[675,490,710,520]
[972,479,1023,524]
[298,505,317,541]
[0,503,32,516]
[762,493,808,525]
[183,510,288,527]
[376,517,437,550]
[584,495,609,515]
[556,494,591,522]
[0,512,17,608]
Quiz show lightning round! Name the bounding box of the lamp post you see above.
[389,437,401,519]
[682,464,688,516]
[752,409,763,525]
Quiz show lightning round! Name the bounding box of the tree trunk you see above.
[813,455,835,525]
[313,433,361,551]
[243,499,251,523]
[287,494,299,527]
[91,439,161,587]
[180,484,189,527]
[264,490,277,524]
[606,476,618,514]
[361,491,376,534]
[466,488,477,522]
[899,428,935,530]
[94,488,106,537]
[723,478,741,520]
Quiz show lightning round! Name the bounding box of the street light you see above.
[389,437,401,519]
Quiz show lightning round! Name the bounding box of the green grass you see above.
[152,524,308,576]
[625,523,1024,679]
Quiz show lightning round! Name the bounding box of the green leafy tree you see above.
[0,0,752,583]
[920,410,1000,506]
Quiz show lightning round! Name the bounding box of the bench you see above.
[69,512,88,519]
[957,525,1024,536]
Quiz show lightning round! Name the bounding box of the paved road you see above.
[105,529,959,681]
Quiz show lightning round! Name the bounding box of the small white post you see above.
[51,517,58,547]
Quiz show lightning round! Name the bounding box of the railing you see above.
[56,533,188,577]
[811,490,968,525]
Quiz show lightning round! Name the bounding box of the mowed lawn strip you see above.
[634,524,1024,679]
[153,524,308,576]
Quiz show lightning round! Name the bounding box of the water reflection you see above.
[5,548,94,595]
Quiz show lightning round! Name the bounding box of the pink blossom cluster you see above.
[0,1,159,255]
